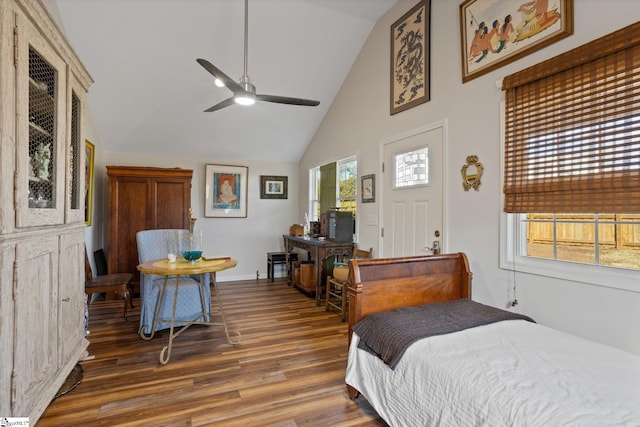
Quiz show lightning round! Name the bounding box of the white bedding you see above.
[346,320,640,427]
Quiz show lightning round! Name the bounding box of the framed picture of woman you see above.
[205,164,248,218]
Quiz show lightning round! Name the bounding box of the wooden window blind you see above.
[503,22,640,213]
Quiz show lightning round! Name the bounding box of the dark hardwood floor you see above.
[38,278,387,426]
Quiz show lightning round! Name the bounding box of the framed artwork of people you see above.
[205,164,248,218]
[459,0,573,82]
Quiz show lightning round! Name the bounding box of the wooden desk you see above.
[283,235,354,306]
[136,257,240,365]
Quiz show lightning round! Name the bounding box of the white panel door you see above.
[382,124,445,257]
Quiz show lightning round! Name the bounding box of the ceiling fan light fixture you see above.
[234,94,255,105]
[235,76,256,105]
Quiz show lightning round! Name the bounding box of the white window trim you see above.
[309,166,320,221]
[499,102,640,293]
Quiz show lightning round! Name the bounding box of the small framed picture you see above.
[205,164,248,218]
[260,175,288,199]
[361,174,375,203]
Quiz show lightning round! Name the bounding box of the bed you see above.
[345,253,640,426]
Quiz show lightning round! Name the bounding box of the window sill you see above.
[500,250,640,293]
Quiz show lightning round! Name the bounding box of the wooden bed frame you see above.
[346,253,472,398]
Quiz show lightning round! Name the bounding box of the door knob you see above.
[425,240,440,255]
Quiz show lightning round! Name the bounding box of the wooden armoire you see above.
[106,166,193,286]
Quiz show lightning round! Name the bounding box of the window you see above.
[501,22,640,286]
[523,213,640,269]
[337,156,357,213]
[308,157,358,220]
[393,147,428,188]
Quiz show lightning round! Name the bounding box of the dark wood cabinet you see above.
[107,166,193,285]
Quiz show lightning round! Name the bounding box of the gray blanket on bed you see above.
[353,299,535,369]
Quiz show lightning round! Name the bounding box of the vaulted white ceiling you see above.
[46,0,397,163]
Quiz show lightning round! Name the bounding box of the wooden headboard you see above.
[347,253,472,340]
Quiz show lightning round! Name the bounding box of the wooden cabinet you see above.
[13,236,59,416]
[58,232,88,364]
[12,4,88,229]
[107,166,193,284]
[0,0,93,422]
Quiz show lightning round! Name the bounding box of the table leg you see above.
[159,275,181,365]
[139,275,170,340]
[284,240,291,286]
[198,273,209,323]
[284,251,288,283]
[210,272,241,345]
[315,246,322,306]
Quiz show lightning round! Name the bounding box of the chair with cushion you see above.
[136,229,211,338]
[326,245,373,321]
[85,250,134,319]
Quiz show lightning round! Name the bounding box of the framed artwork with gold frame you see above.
[459,0,573,83]
[84,140,95,226]
[390,0,431,115]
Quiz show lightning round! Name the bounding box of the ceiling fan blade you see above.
[256,94,320,107]
[196,58,244,93]
[204,96,236,112]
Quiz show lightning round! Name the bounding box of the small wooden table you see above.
[283,235,354,306]
[136,257,240,365]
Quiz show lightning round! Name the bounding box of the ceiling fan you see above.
[197,0,320,112]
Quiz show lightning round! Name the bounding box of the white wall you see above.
[83,109,103,272]
[299,0,640,354]
[99,152,301,281]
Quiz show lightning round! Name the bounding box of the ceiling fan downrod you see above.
[235,0,255,105]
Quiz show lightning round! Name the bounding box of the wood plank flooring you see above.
[37,278,388,426]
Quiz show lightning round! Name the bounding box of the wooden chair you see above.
[85,251,133,320]
[326,245,373,321]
